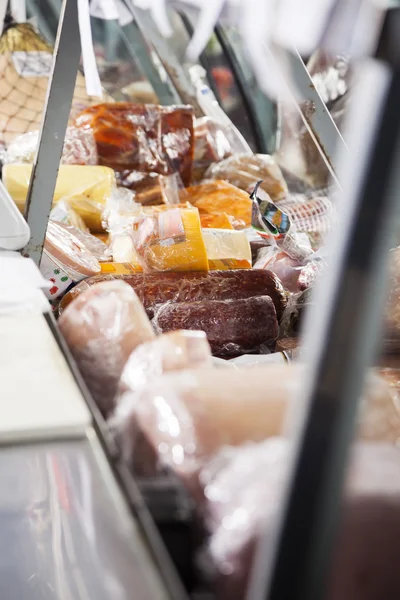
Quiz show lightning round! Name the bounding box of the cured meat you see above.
[75,102,195,186]
[57,269,288,321]
[59,281,155,417]
[152,296,278,358]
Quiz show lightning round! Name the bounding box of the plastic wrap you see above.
[383,247,400,353]
[53,223,109,262]
[182,180,253,229]
[152,296,278,358]
[201,440,400,600]
[58,280,155,417]
[200,213,234,230]
[254,246,302,293]
[132,206,209,272]
[192,117,233,182]
[202,229,252,270]
[112,363,295,486]
[205,154,288,202]
[277,194,334,236]
[116,171,185,206]
[75,102,195,185]
[279,288,313,338]
[57,269,288,322]
[4,126,98,165]
[49,199,90,232]
[3,163,115,232]
[117,330,212,398]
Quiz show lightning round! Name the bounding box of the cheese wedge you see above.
[203,228,252,270]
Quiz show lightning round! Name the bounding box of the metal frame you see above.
[23,0,82,265]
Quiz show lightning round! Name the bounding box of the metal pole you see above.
[23,0,81,266]
[248,60,400,600]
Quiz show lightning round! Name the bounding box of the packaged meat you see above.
[152,296,278,358]
[202,440,400,600]
[57,269,288,321]
[53,223,109,262]
[3,164,115,232]
[117,330,212,398]
[58,281,155,417]
[116,171,184,206]
[383,247,400,353]
[112,364,295,484]
[277,194,334,235]
[182,180,252,229]
[75,102,195,185]
[205,154,288,202]
[0,22,104,148]
[132,207,209,272]
[4,126,98,165]
[202,229,252,270]
[192,117,233,182]
[200,213,234,230]
[41,222,101,301]
[254,246,302,293]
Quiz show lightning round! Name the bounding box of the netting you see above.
[0,18,104,149]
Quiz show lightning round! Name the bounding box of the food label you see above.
[12,51,53,77]
[40,251,72,301]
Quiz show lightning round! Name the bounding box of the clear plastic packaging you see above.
[383,247,400,353]
[254,246,302,293]
[49,198,90,232]
[205,154,288,202]
[44,221,101,279]
[182,180,253,229]
[53,222,110,262]
[56,269,288,322]
[117,330,212,398]
[4,126,98,165]
[202,228,252,270]
[58,280,155,417]
[201,439,400,600]
[192,117,234,182]
[75,102,195,186]
[277,194,334,235]
[152,296,279,358]
[112,363,295,485]
[131,206,209,273]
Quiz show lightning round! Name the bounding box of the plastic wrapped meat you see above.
[383,247,400,353]
[58,281,155,417]
[277,194,334,236]
[115,171,183,206]
[117,330,212,398]
[56,269,288,321]
[152,296,278,358]
[5,126,98,165]
[182,180,252,229]
[75,102,195,185]
[254,246,302,293]
[132,207,209,272]
[205,154,288,202]
[53,223,109,262]
[202,440,400,600]
[192,117,233,182]
[112,363,295,486]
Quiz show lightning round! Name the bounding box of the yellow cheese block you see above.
[202,228,252,270]
[3,164,115,232]
[133,207,209,272]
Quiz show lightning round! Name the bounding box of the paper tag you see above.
[12,51,53,77]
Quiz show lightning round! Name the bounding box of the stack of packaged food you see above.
[2,20,400,598]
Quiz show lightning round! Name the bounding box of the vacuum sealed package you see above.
[75,102,195,185]
[192,117,234,182]
[132,206,209,272]
[201,440,400,600]
[49,199,90,232]
[152,296,278,358]
[115,170,185,206]
[57,269,288,321]
[117,330,212,398]
[276,194,335,237]
[205,154,288,202]
[58,281,155,417]
[41,221,101,300]
[4,126,98,165]
[182,180,253,229]
[3,163,115,231]
[0,22,104,148]
[254,246,303,293]
[53,223,109,262]
[202,229,252,270]
[383,247,400,353]
[112,363,296,487]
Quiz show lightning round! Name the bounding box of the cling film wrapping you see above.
[132,207,209,272]
[202,228,252,270]
[3,164,115,232]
